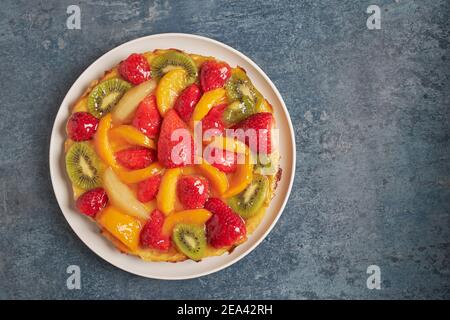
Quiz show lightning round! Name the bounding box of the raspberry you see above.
[132,95,162,138]
[174,84,202,123]
[137,175,161,203]
[76,188,108,217]
[204,198,246,248]
[115,147,156,170]
[177,176,209,209]
[140,210,171,251]
[67,112,99,141]
[119,53,151,85]
[200,60,231,92]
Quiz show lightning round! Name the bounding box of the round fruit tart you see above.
[64,49,281,262]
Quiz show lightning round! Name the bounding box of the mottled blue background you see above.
[0,0,449,299]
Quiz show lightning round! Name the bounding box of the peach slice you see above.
[157,168,182,215]
[112,79,157,124]
[206,136,247,154]
[114,163,163,184]
[161,209,212,236]
[156,69,188,116]
[103,167,150,219]
[197,159,229,195]
[94,113,119,169]
[222,147,254,198]
[109,125,156,149]
[191,88,226,126]
[97,206,143,251]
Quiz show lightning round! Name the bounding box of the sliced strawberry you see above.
[202,104,227,139]
[119,53,151,85]
[137,175,161,203]
[232,112,274,154]
[76,188,108,217]
[200,60,231,92]
[174,84,201,123]
[204,198,246,248]
[67,112,99,141]
[140,209,171,251]
[132,95,162,138]
[177,176,209,209]
[157,109,195,168]
[204,148,237,173]
[115,147,156,170]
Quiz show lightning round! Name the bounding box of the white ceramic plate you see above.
[49,33,295,279]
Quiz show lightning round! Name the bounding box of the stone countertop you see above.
[0,0,449,299]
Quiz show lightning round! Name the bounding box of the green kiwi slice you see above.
[65,142,102,190]
[225,68,264,111]
[222,95,255,125]
[151,51,198,83]
[87,78,131,118]
[172,224,206,261]
[228,175,269,219]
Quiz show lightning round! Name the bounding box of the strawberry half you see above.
[232,112,274,154]
[177,176,210,209]
[200,60,231,92]
[157,109,195,168]
[76,188,108,217]
[202,104,227,139]
[174,83,201,123]
[204,198,246,248]
[204,148,237,173]
[115,147,156,170]
[132,95,162,138]
[140,209,171,251]
[119,53,151,85]
[137,174,161,202]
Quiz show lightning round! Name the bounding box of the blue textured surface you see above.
[0,0,449,299]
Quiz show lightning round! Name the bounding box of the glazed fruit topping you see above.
[140,209,171,251]
[115,147,156,170]
[67,112,99,141]
[205,148,237,173]
[200,60,231,92]
[132,95,162,138]
[119,53,151,85]
[233,112,274,154]
[76,188,108,217]
[157,109,194,168]
[202,104,227,139]
[174,83,201,123]
[204,198,246,248]
[177,176,210,209]
[137,174,161,203]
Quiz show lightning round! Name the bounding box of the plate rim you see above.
[49,33,296,280]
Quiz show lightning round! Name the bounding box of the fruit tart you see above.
[64,49,281,262]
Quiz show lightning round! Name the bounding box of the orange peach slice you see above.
[191,88,226,126]
[197,159,229,195]
[114,163,163,184]
[157,168,182,215]
[94,114,119,169]
[222,148,254,198]
[112,79,157,124]
[156,69,188,116]
[109,125,156,149]
[97,206,143,251]
[161,209,212,236]
[103,167,150,219]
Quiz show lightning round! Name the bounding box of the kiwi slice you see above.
[228,175,269,219]
[225,68,264,111]
[172,224,206,261]
[151,51,198,83]
[223,95,255,125]
[65,142,102,190]
[88,78,131,118]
